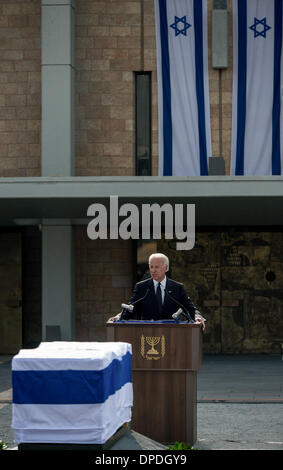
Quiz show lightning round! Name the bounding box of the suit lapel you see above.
[147,278,155,294]
[163,278,173,309]
[147,278,156,301]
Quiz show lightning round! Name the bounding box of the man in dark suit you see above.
[108,253,205,329]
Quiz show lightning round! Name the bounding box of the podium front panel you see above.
[107,322,202,444]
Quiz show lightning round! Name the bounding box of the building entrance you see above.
[0,233,22,354]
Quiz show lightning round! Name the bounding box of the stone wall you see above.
[75,0,158,176]
[0,0,41,177]
[75,227,134,341]
[20,226,135,346]
[159,230,283,354]
[0,0,235,177]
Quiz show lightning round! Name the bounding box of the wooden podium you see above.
[107,321,202,445]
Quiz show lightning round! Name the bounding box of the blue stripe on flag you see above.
[159,0,173,176]
[272,0,282,175]
[12,351,132,405]
[235,0,247,176]
[194,0,209,176]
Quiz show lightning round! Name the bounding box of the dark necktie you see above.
[156,282,163,315]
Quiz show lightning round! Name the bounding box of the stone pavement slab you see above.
[195,355,283,450]
[195,402,283,450]
[197,354,283,402]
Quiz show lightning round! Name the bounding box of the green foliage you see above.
[168,441,198,450]
[0,441,7,450]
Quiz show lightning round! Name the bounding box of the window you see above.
[135,72,152,176]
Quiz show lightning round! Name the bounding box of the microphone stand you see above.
[119,288,150,321]
[165,289,194,323]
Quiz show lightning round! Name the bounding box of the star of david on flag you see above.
[249,17,271,38]
[170,15,191,36]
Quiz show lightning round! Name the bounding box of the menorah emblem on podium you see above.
[140,334,165,360]
[146,336,160,355]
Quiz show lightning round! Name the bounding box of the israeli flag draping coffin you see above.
[154,0,211,176]
[12,342,133,445]
[231,0,283,175]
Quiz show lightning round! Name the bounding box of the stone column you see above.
[42,223,75,341]
[41,0,76,341]
[41,0,75,176]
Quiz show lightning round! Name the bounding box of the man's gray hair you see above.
[148,253,169,268]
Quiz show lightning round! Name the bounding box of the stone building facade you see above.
[0,0,232,176]
[0,0,282,354]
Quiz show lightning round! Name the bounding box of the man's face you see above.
[149,257,168,283]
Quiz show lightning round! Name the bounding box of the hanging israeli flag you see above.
[12,342,133,444]
[154,0,211,176]
[231,0,283,175]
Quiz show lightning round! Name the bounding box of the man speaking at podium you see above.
[108,253,205,330]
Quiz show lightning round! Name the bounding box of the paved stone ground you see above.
[197,354,283,402]
[196,403,283,450]
[195,354,283,450]
[1,354,283,450]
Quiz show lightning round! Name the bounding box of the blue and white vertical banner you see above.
[231,0,283,175]
[154,0,211,176]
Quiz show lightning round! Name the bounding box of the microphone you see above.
[120,288,150,320]
[165,289,194,323]
[121,303,134,312]
[172,308,183,321]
